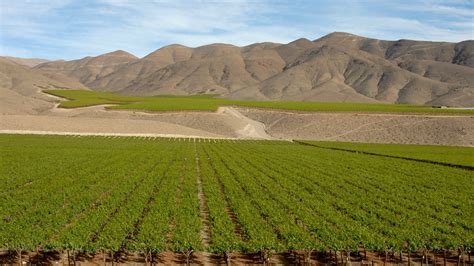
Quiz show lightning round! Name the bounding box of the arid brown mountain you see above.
[33,32,474,106]
[2,56,49,67]
[0,57,88,114]
[36,50,138,87]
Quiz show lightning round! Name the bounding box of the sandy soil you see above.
[0,100,272,139]
[217,107,274,139]
[0,115,229,138]
[1,90,472,146]
[239,108,474,146]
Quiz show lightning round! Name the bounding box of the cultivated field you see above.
[1,135,472,264]
[45,90,474,114]
[301,141,474,168]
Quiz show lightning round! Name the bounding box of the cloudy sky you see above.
[1,0,473,60]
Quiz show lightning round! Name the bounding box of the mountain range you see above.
[2,32,474,106]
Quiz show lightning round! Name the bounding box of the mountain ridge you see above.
[9,32,474,106]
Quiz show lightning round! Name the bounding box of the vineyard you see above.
[44,89,474,114]
[301,141,474,168]
[0,135,473,264]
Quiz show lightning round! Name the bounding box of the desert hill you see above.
[0,57,88,114]
[2,56,49,67]
[35,50,137,87]
[28,32,474,106]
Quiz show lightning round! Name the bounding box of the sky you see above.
[1,0,473,60]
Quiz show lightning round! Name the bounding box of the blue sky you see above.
[1,0,473,60]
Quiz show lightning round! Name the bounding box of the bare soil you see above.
[0,249,470,265]
[194,144,212,251]
[239,108,474,146]
[1,89,472,146]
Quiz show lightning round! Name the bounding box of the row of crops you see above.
[45,89,474,114]
[0,134,472,258]
[302,141,474,168]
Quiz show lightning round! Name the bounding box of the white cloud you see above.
[412,3,473,17]
[322,15,474,42]
[58,0,314,57]
[448,20,474,29]
[1,0,472,60]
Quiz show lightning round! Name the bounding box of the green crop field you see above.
[301,141,474,168]
[0,134,472,264]
[44,89,474,114]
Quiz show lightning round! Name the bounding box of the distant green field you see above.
[303,141,474,168]
[44,90,474,113]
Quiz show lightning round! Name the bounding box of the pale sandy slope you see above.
[1,98,473,146]
[0,101,274,139]
[0,115,227,139]
[240,108,474,146]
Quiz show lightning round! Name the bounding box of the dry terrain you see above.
[1,32,473,145]
[240,108,474,146]
[33,32,474,106]
[0,105,272,139]
[0,90,472,146]
[1,56,49,67]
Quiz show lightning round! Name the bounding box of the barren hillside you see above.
[0,57,88,114]
[2,56,49,67]
[27,32,474,106]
